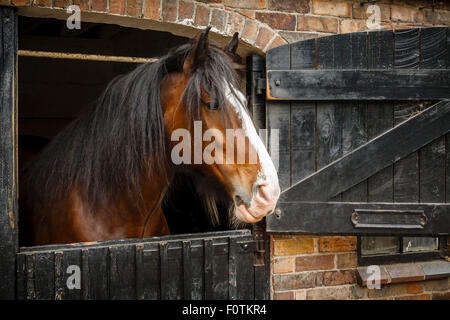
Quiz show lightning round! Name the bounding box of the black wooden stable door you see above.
[265,27,450,237]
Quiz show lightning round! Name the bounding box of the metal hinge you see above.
[254,77,266,95]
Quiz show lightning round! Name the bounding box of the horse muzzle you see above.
[234,179,280,224]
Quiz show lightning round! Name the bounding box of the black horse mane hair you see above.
[20,39,241,213]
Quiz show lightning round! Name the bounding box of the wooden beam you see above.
[0,7,18,300]
[266,70,450,100]
[18,50,158,64]
[280,100,450,202]
[267,202,450,235]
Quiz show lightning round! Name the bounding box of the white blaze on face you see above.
[224,81,280,222]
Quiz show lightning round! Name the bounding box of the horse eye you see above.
[205,102,220,110]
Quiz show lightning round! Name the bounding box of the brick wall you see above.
[5,0,450,52]
[271,235,450,300]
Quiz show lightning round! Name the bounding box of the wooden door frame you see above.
[0,6,19,300]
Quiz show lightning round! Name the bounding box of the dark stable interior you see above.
[18,16,233,241]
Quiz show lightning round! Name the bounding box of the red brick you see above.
[319,236,356,252]
[265,35,288,51]
[312,0,351,17]
[241,19,259,43]
[255,12,296,31]
[391,6,424,23]
[424,9,450,25]
[336,253,357,269]
[295,254,334,272]
[53,0,71,8]
[273,238,315,256]
[110,0,126,15]
[127,0,143,17]
[340,19,367,34]
[306,286,353,300]
[432,292,450,300]
[210,9,226,32]
[91,0,107,11]
[273,257,294,274]
[273,272,316,290]
[279,31,318,43]
[237,9,255,19]
[11,0,31,5]
[297,15,338,33]
[224,0,266,10]
[72,0,89,11]
[396,294,431,300]
[162,0,177,22]
[367,283,408,299]
[322,269,356,286]
[274,291,294,300]
[144,0,161,20]
[179,0,194,21]
[194,5,210,27]
[226,12,245,34]
[267,0,309,13]
[407,283,423,294]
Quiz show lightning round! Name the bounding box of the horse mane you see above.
[20,39,240,213]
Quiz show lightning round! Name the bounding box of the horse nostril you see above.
[234,195,244,206]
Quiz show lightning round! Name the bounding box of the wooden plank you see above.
[109,245,136,299]
[280,100,450,202]
[0,7,18,300]
[291,103,315,182]
[266,69,450,101]
[83,247,109,299]
[235,238,255,299]
[393,102,420,203]
[392,29,420,204]
[267,202,450,235]
[211,241,229,299]
[165,244,183,299]
[367,103,394,202]
[190,240,204,300]
[34,251,54,300]
[16,253,27,300]
[143,246,161,300]
[267,42,291,189]
[290,38,316,183]
[419,27,447,203]
[341,32,368,201]
[267,102,291,189]
[182,240,192,299]
[54,250,82,300]
[366,30,394,203]
[203,239,213,299]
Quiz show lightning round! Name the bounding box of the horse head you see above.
[162,27,280,226]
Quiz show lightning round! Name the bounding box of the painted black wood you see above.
[267,69,450,101]
[265,27,450,237]
[0,7,18,300]
[16,230,261,300]
[279,100,450,202]
[267,202,450,236]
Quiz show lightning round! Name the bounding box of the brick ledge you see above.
[357,260,450,287]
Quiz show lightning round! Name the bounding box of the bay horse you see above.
[19,28,280,246]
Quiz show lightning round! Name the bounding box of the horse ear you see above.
[183,26,211,74]
[224,32,239,56]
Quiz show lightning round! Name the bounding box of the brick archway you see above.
[10,0,287,54]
